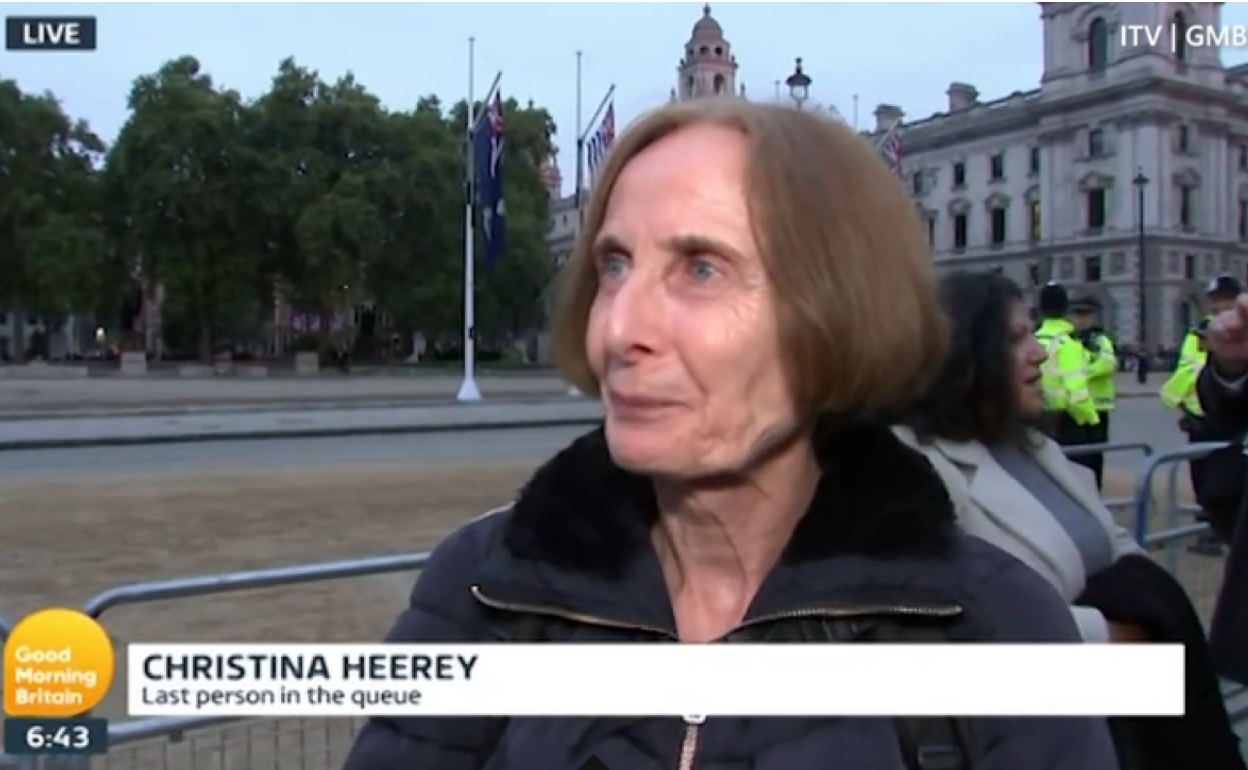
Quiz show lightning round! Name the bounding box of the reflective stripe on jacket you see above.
[1034,318,1100,426]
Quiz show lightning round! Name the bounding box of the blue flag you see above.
[474,92,505,268]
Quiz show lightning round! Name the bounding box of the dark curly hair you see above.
[902,270,1035,446]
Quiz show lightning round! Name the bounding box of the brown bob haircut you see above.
[552,98,948,423]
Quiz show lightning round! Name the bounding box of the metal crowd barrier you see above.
[1061,441,1154,514]
[0,440,1244,770]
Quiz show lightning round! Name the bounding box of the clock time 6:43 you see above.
[2,717,108,755]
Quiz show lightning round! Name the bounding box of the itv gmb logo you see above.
[5,16,97,51]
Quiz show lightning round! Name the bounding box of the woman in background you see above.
[896,270,1244,770]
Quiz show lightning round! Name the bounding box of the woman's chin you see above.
[1015,384,1045,420]
[604,420,700,476]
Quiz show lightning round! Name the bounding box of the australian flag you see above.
[474,91,506,267]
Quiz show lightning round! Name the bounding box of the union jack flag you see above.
[586,101,616,185]
[877,122,902,176]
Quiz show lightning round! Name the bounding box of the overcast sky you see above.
[5,2,1248,196]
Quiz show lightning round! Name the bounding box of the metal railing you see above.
[1061,441,1153,513]
[1,439,1244,770]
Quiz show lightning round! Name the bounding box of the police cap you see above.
[1069,295,1101,313]
[1038,282,1069,315]
[1206,274,1243,299]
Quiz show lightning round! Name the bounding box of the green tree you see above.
[365,96,464,344]
[104,56,263,361]
[0,79,108,360]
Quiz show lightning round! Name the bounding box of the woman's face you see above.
[1008,298,1047,418]
[586,123,797,478]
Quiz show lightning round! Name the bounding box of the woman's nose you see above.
[602,269,663,357]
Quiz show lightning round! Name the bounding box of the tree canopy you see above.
[1,56,558,362]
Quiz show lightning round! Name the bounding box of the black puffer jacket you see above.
[342,424,1118,770]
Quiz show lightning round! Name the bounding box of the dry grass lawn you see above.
[0,458,1225,770]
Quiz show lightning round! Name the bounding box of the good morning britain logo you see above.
[5,16,97,51]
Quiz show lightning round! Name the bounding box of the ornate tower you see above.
[677,4,738,100]
[540,151,562,200]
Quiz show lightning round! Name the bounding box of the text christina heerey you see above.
[139,652,480,682]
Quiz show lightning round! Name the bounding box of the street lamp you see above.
[785,57,811,109]
[1133,169,1150,384]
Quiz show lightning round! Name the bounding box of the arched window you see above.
[1088,17,1109,70]
[1173,11,1189,63]
[713,74,726,94]
[686,75,696,97]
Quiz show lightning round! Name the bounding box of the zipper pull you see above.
[676,715,705,770]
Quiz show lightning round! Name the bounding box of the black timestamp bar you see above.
[3,717,108,756]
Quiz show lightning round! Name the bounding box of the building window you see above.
[990,207,1008,245]
[989,153,1005,181]
[1029,147,1040,175]
[1086,189,1106,230]
[1184,254,1196,280]
[1088,128,1104,158]
[952,162,966,188]
[1177,125,1191,153]
[925,214,936,247]
[1239,145,1248,172]
[1028,262,1041,286]
[953,213,968,249]
[713,74,726,94]
[1239,200,1248,241]
[1179,187,1194,229]
[1174,12,1189,63]
[1088,17,1109,71]
[1084,255,1103,283]
[1029,200,1041,241]
[911,171,924,196]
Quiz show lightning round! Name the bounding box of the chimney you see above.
[873,104,904,133]
[946,82,979,112]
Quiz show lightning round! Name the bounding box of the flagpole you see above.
[574,51,585,227]
[456,40,501,402]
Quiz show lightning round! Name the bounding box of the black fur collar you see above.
[501,422,956,580]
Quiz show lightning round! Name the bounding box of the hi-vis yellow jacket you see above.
[1034,318,1101,426]
[1160,348,1206,416]
[1177,315,1213,374]
[1084,333,1117,412]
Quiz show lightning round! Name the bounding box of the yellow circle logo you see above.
[3,608,114,717]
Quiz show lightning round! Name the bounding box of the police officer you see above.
[1034,283,1100,450]
[1069,296,1116,489]
[1161,321,1223,554]
[1170,275,1244,553]
[1179,275,1243,374]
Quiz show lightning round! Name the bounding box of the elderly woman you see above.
[342,102,1116,769]
[895,270,1245,770]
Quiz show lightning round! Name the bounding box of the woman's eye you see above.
[599,254,628,278]
[687,258,719,282]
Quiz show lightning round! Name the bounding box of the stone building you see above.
[888,2,1248,348]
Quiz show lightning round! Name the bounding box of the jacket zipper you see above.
[470,585,963,770]
[470,584,962,637]
[676,714,704,770]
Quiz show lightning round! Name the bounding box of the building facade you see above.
[544,4,741,270]
[891,1,1248,348]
